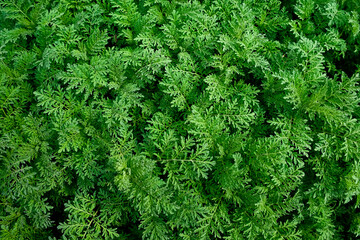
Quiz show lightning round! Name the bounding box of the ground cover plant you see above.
[0,0,360,239]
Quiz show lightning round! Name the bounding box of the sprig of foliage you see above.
[1,0,359,239]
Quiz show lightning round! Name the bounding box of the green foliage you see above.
[1,0,359,239]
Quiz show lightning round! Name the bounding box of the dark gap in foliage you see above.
[117,220,144,239]
[301,160,317,194]
[277,208,299,225]
[280,0,298,20]
[334,53,360,78]
[45,189,69,238]
[335,199,357,239]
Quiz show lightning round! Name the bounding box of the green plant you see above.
[0,0,359,239]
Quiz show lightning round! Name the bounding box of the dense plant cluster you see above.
[1,0,360,239]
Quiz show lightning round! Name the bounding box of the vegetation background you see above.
[0,0,359,239]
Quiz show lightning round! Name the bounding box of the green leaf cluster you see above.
[1,0,359,239]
